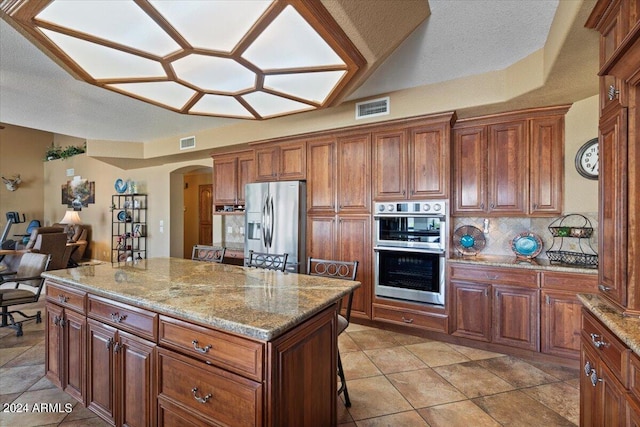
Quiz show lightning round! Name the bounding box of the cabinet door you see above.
[237,152,255,204]
[599,106,628,306]
[581,342,600,427]
[409,123,449,199]
[600,362,627,427]
[87,320,117,424]
[541,290,581,358]
[254,146,278,181]
[452,126,486,214]
[307,139,337,213]
[279,141,306,181]
[492,285,539,351]
[487,121,528,214]
[198,184,213,245]
[337,133,371,213]
[529,116,563,215]
[45,302,64,389]
[213,156,238,205]
[372,128,407,200]
[119,331,156,427]
[64,308,86,404]
[337,215,372,318]
[450,281,491,342]
[307,216,337,260]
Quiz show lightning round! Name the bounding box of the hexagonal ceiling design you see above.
[4,0,364,120]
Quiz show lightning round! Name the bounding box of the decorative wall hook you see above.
[2,174,21,191]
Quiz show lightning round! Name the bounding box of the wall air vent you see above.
[180,136,196,150]
[355,97,390,119]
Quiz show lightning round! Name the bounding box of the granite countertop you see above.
[42,258,360,342]
[448,254,597,274]
[578,293,640,355]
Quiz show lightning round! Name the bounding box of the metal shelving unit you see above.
[111,194,147,263]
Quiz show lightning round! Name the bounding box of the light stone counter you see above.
[578,293,640,356]
[42,257,360,341]
[448,254,597,274]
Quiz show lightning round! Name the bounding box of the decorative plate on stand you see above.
[511,232,543,259]
[453,225,486,255]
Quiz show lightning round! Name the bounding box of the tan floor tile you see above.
[58,416,111,426]
[0,392,21,406]
[356,410,430,426]
[364,346,427,374]
[345,323,376,333]
[338,422,356,427]
[405,341,470,367]
[0,345,29,367]
[434,361,515,398]
[527,359,580,381]
[565,378,580,389]
[337,398,354,424]
[477,356,560,388]
[27,375,57,392]
[4,341,46,368]
[387,368,467,409]
[342,351,382,379]
[391,333,432,346]
[343,376,413,421]
[447,343,505,361]
[348,329,399,351]
[339,332,361,353]
[473,390,575,426]
[0,387,77,426]
[0,364,46,395]
[522,381,580,425]
[418,400,501,427]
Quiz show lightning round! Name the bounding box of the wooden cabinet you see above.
[212,150,254,207]
[307,138,337,213]
[449,264,539,351]
[307,215,372,318]
[373,114,454,200]
[45,282,86,405]
[337,133,371,213]
[541,271,598,359]
[254,141,306,182]
[372,299,449,333]
[580,309,632,426]
[452,107,568,216]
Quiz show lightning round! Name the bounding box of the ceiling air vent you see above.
[180,136,196,150]
[355,97,390,119]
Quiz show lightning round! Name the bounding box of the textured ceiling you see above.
[0,0,585,143]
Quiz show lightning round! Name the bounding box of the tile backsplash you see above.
[452,212,598,259]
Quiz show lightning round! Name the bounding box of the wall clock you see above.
[575,138,599,180]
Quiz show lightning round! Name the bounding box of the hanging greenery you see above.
[44,142,86,161]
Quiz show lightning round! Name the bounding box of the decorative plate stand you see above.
[453,225,486,256]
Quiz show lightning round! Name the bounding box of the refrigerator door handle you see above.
[266,194,275,248]
[261,193,268,247]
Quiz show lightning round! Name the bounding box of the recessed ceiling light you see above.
[2,0,365,120]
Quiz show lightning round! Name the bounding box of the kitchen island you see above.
[41,258,360,427]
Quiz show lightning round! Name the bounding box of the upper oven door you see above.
[374,214,446,250]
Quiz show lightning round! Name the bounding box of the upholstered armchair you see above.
[53,223,89,264]
[19,226,70,270]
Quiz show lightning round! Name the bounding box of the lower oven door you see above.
[374,247,445,305]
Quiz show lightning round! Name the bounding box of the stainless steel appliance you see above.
[374,200,448,305]
[244,181,306,273]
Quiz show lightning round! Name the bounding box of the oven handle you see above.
[374,246,445,255]
[374,214,446,219]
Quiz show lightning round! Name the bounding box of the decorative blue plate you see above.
[117,210,127,222]
[511,232,543,258]
[114,178,127,194]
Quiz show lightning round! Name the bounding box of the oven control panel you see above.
[375,200,447,215]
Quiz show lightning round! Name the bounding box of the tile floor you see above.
[0,299,580,426]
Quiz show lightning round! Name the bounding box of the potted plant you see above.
[44,143,62,161]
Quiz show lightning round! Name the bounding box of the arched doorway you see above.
[169,165,212,258]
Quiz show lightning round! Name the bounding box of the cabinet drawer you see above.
[88,295,157,341]
[159,315,263,381]
[158,348,262,427]
[372,304,448,332]
[582,310,629,385]
[541,271,598,291]
[449,264,539,287]
[45,280,86,313]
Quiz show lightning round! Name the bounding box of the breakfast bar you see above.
[41,258,360,427]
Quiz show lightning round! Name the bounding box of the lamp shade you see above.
[59,210,82,225]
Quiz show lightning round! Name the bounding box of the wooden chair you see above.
[0,252,50,336]
[191,245,226,263]
[306,257,359,407]
[247,250,288,272]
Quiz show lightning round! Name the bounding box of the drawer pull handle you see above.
[192,340,212,353]
[191,387,212,404]
[110,313,127,323]
[106,337,113,350]
[589,369,602,387]
[401,316,414,324]
[584,361,592,377]
[598,284,612,292]
[590,333,608,349]
[53,315,60,326]
[58,294,68,303]
[113,342,122,353]
[608,85,619,101]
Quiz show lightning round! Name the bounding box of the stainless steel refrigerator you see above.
[244,181,306,273]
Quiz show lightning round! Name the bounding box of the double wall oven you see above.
[374,200,448,305]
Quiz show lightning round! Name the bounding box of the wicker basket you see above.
[546,250,598,268]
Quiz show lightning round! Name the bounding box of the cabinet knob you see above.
[584,361,592,377]
[589,369,602,387]
[191,387,213,404]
